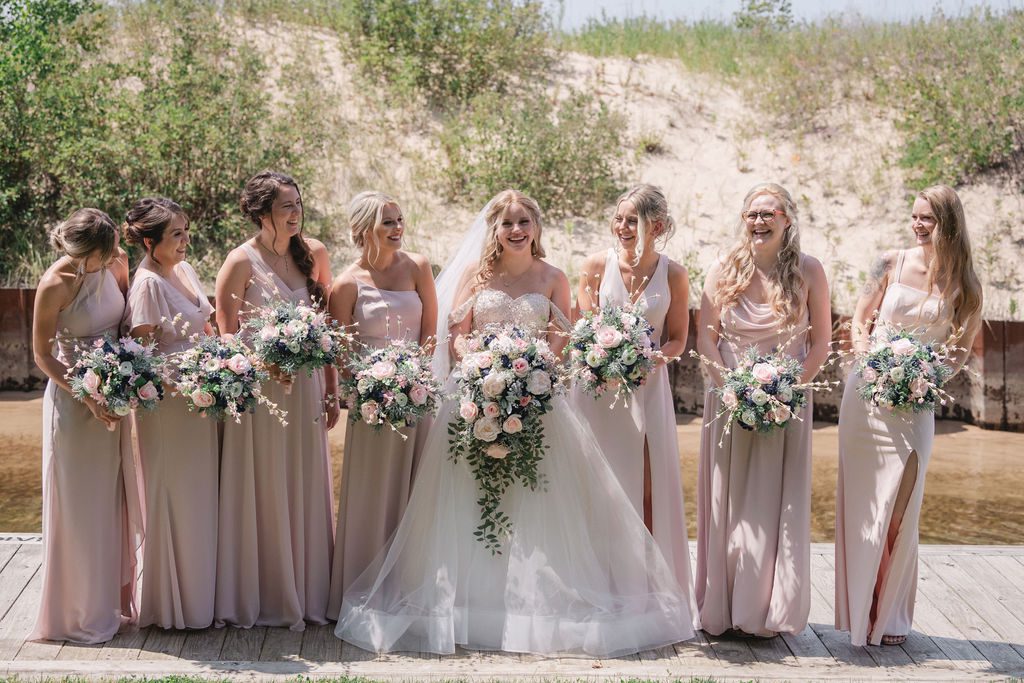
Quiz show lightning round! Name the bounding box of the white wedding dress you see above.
[334,288,697,656]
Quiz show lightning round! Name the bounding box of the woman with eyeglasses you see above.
[834,185,982,647]
[694,182,832,637]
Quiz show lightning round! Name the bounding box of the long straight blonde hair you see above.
[714,182,806,326]
[474,189,545,289]
[919,184,982,332]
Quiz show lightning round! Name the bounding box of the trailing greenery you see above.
[0,0,342,285]
[564,6,1024,189]
[439,91,625,217]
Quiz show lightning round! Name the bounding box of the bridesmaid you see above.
[124,197,218,629]
[30,209,135,643]
[835,185,982,646]
[695,182,831,637]
[574,184,696,606]
[215,170,337,629]
[325,192,438,618]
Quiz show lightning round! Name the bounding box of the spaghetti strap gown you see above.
[696,294,812,636]
[31,270,141,643]
[335,289,696,656]
[215,243,335,629]
[573,249,697,621]
[326,279,424,619]
[127,262,219,629]
[835,249,950,646]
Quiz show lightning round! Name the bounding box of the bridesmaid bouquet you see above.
[568,302,658,405]
[244,299,352,377]
[173,335,285,423]
[716,348,810,435]
[449,326,561,553]
[66,335,165,420]
[341,339,442,435]
[856,328,955,412]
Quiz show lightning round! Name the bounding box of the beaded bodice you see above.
[451,288,571,338]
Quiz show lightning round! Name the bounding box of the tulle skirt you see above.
[334,394,696,657]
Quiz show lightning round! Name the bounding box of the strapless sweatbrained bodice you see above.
[471,289,557,337]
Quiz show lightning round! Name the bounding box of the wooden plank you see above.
[0,569,43,660]
[98,626,148,661]
[220,625,266,661]
[917,555,1024,670]
[178,626,226,661]
[0,545,19,575]
[965,554,1024,644]
[746,633,796,665]
[258,626,303,661]
[55,641,102,661]
[780,625,832,660]
[0,545,40,621]
[702,632,757,665]
[807,553,876,667]
[137,627,187,660]
[299,623,343,662]
[339,637,377,662]
[673,629,718,664]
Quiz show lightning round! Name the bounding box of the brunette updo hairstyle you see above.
[240,170,324,306]
[49,208,118,270]
[123,197,188,265]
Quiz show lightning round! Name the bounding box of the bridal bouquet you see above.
[341,339,442,434]
[449,326,560,553]
[244,299,351,378]
[66,335,165,422]
[856,327,955,412]
[569,302,658,405]
[173,335,284,423]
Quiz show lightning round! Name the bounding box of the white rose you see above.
[118,361,134,376]
[472,417,500,442]
[778,386,793,403]
[889,366,905,382]
[481,372,507,399]
[751,388,769,406]
[527,370,552,395]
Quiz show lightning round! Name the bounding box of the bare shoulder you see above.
[580,251,606,276]
[799,253,826,280]
[305,237,328,256]
[403,250,434,276]
[537,260,569,287]
[331,262,360,288]
[665,257,690,283]
[37,261,74,299]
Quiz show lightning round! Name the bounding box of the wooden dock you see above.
[2,535,1023,681]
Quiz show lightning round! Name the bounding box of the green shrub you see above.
[439,90,625,217]
[336,0,555,107]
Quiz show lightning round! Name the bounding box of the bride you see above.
[334,189,697,656]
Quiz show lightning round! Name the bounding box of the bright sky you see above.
[551,0,1024,29]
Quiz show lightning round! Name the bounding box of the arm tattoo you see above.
[862,253,890,295]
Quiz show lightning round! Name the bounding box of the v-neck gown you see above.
[572,249,697,623]
[126,262,219,629]
[215,243,335,630]
[31,269,139,643]
[326,280,424,619]
[695,290,813,637]
[834,250,951,646]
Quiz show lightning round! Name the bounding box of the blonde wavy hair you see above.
[348,190,399,262]
[611,184,676,266]
[918,185,982,332]
[474,189,546,289]
[714,182,806,326]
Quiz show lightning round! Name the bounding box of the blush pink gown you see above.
[573,249,697,622]
[31,269,142,643]
[835,249,950,646]
[326,279,423,619]
[127,262,219,629]
[696,292,812,637]
[215,242,335,630]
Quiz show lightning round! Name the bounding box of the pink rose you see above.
[83,369,101,393]
[722,388,739,410]
[226,353,252,374]
[137,381,159,401]
[514,338,529,351]
[486,443,509,459]
[919,361,934,377]
[891,337,918,356]
[772,403,792,424]
[409,384,429,406]
[259,325,279,342]
[752,362,779,384]
[453,335,469,357]
[459,401,479,422]
[910,377,930,398]
[320,334,334,352]
[473,352,493,370]
[359,400,380,424]
[502,415,523,434]
[191,389,215,408]
[861,366,878,383]
[519,395,533,407]
[595,326,624,349]
[482,401,501,419]
[370,361,396,380]
[511,357,530,377]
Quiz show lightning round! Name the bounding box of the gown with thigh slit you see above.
[696,290,812,637]
[326,279,423,620]
[834,249,950,646]
[127,262,219,630]
[572,249,697,623]
[215,243,335,630]
[31,269,142,643]
[334,288,696,657]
